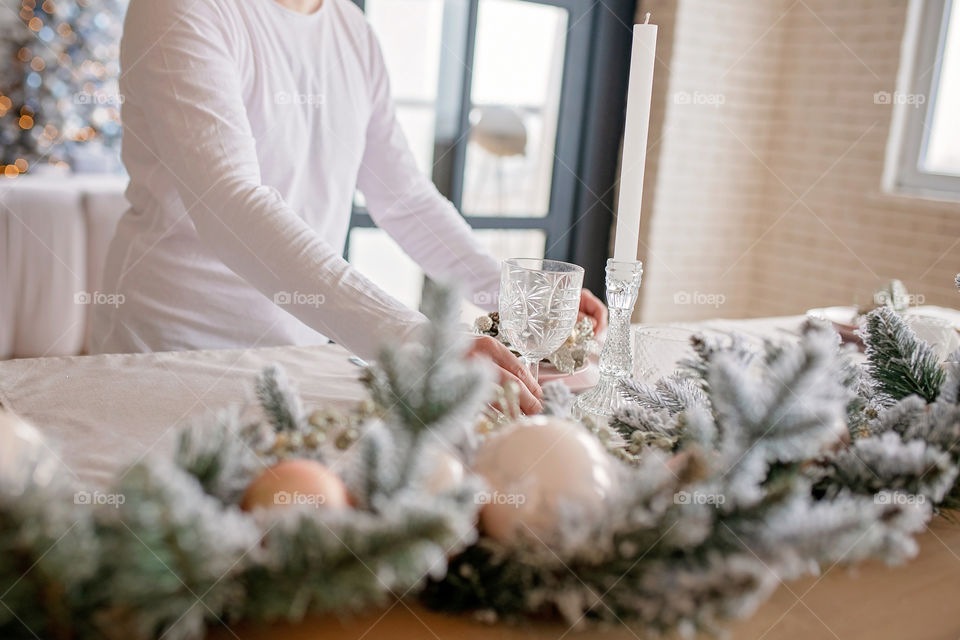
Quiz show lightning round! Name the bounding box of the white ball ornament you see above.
[472,416,615,546]
[419,446,466,494]
[0,410,58,491]
[0,410,45,459]
[904,314,960,362]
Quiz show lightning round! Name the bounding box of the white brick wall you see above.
[633,0,960,322]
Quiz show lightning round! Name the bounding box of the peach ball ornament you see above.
[472,416,615,545]
[241,458,349,512]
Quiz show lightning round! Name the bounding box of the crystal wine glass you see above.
[499,258,584,382]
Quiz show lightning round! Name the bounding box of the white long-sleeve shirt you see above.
[92,0,500,359]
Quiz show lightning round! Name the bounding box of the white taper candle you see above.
[613,13,657,262]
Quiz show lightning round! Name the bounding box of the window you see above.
[346,0,638,307]
[884,0,960,200]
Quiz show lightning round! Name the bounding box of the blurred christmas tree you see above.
[0,0,127,177]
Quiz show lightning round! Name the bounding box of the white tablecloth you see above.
[0,343,367,487]
[0,317,806,487]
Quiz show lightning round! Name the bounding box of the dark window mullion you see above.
[447,0,480,211]
[461,217,550,230]
[540,0,593,261]
[570,0,636,294]
[429,0,471,202]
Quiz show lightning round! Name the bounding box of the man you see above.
[93,0,607,414]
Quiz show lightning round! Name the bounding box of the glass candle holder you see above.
[574,259,643,421]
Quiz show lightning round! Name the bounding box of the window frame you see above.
[884,0,960,201]
[347,0,638,294]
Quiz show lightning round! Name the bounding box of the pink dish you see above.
[537,358,600,393]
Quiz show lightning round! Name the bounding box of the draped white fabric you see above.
[0,174,128,359]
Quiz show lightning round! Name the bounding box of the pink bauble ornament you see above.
[472,416,614,545]
[241,459,349,512]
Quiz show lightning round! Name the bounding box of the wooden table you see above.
[211,517,960,640]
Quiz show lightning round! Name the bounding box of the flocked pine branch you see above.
[540,380,575,417]
[680,333,755,392]
[611,404,680,440]
[619,374,709,415]
[174,408,272,503]
[846,335,960,514]
[611,375,708,450]
[823,431,958,502]
[256,365,305,433]
[858,394,927,439]
[710,323,852,468]
[93,459,262,640]
[366,285,493,442]
[898,401,960,458]
[0,427,99,640]
[862,306,945,404]
[362,284,495,496]
[242,486,480,621]
[742,489,929,569]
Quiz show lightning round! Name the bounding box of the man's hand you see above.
[579,288,608,333]
[468,335,543,415]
